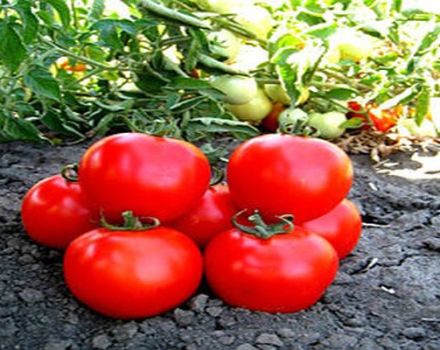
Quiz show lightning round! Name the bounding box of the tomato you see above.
[21,175,96,249]
[227,134,353,223]
[208,29,240,62]
[205,216,339,313]
[234,6,273,40]
[264,84,291,105]
[261,102,285,132]
[64,226,202,319]
[78,133,211,223]
[210,76,258,105]
[171,184,237,247]
[227,88,272,123]
[300,199,362,259]
[57,57,87,72]
[308,111,347,139]
[330,29,374,62]
[368,107,398,132]
[398,118,437,138]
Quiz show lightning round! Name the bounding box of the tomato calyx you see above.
[232,209,294,239]
[100,211,161,231]
[61,163,79,182]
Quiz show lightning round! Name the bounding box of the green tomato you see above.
[208,30,240,61]
[308,112,347,139]
[330,29,374,62]
[398,119,438,138]
[235,6,273,40]
[227,89,272,123]
[264,84,291,105]
[211,76,258,105]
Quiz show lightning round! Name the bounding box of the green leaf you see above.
[415,87,430,126]
[0,112,47,143]
[89,0,105,20]
[379,87,416,110]
[91,19,123,50]
[172,77,212,90]
[24,67,62,102]
[46,0,71,27]
[325,87,358,101]
[185,34,201,72]
[0,21,27,72]
[306,23,338,39]
[340,118,364,129]
[185,118,260,140]
[14,0,39,43]
[392,0,402,12]
[414,24,440,56]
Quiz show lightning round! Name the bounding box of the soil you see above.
[0,139,439,350]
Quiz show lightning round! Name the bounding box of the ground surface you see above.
[0,140,439,350]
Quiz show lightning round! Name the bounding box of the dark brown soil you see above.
[0,140,439,350]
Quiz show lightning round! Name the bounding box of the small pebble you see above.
[402,327,426,340]
[19,288,44,303]
[174,308,195,327]
[188,294,209,312]
[236,344,259,350]
[255,333,284,347]
[92,334,112,350]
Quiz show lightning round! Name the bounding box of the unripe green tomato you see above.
[227,89,272,123]
[211,76,258,105]
[308,112,347,139]
[264,84,291,105]
[397,119,438,138]
[235,6,273,40]
[208,30,240,61]
[330,29,374,62]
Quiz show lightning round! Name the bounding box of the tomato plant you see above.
[78,133,211,223]
[21,174,96,249]
[227,134,353,223]
[171,183,237,247]
[204,211,339,312]
[64,221,202,319]
[301,199,362,259]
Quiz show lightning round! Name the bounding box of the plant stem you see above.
[139,0,211,29]
[198,54,249,75]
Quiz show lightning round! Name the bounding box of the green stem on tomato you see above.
[232,209,294,239]
[198,54,249,75]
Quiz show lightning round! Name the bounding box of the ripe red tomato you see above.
[227,134,353,223]
[205,225,339,313]
[171,184,237,247]
[64,227,203,319]
[300,199,362,259]
[78,133,211,223]
[21,175,96,249]
[347,101,398,132]
[261,102,285,132]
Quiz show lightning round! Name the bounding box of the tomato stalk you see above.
[232,209,294,239]
[61,163,79,182]
[100,211,161,231]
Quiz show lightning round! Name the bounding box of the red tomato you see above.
[21,175,96,249]
[368,107,398,132]
[261,102,285,132]
[171,184,237,247]
[78,133,211,223]
[300,199,362,259]
[227,134,353,223]
[205,225,339,313]
[64,227,203,319]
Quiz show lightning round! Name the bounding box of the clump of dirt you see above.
[0,141,439,350]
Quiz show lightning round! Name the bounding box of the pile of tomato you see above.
[21,132,362,319]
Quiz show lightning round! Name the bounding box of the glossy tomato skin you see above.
[301,199,362,259]
[227,134,353,223]
[205,227,339,313]
[171,184,237,247]
[78,133,211,223]
[64,227,203,319]
[21,175,96,249]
